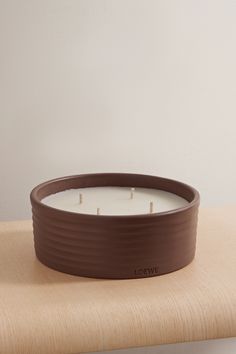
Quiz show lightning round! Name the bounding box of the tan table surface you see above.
[0,208,236,354]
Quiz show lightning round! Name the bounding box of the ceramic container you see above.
[30,173,200,279]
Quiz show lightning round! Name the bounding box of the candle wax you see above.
[42,187,189,215]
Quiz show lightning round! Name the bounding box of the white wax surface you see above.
[42,187,189,215]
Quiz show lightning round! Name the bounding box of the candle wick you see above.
[150,201,154,214]
[130,187,135,199]
[79,193,83,204]
[97,208,100,215]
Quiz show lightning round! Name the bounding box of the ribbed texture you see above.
[31,173,200,279]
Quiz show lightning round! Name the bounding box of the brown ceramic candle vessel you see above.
[30,173,200,279]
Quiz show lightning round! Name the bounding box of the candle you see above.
[42,187,188,215]
[31,173,200,279]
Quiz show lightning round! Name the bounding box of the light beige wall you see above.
[1,0,236,220]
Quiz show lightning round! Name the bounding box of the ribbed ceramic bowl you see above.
[30,173,200,279]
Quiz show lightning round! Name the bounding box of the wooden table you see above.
[0,208,235,354]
